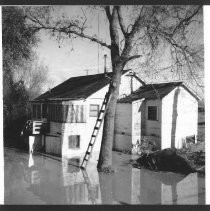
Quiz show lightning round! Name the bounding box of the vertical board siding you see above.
[114,103,132,151]
[63,105,69,122]
[161,86,198,149]
[145,100,162,137]
[132,100,142,145]
[80,105,84,123]
[47,104,86,123]
[31,103,41,119]
[45,136,61,155]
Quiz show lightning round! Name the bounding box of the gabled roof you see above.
[118,82,185,103]
[33,70,130,102]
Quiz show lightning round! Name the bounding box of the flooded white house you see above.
[27,71,199,159]
[28,70,143,159]
[115,82,200,152]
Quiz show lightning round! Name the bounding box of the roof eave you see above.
[30,97,86,103]
[181,84,201,101]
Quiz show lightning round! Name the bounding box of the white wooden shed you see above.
[114,82,199,152]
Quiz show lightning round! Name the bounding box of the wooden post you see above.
[29,136,35,153]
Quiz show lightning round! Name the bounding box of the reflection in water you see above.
[4,149,205,204]
[28,152,34,168]
[62,156,100,204]
[138,170,187,204]
[99,173,113,204]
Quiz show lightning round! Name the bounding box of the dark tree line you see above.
[3,6,49,147]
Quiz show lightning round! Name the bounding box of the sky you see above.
[34,6,111,88]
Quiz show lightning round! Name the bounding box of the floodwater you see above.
[4,147,205,204]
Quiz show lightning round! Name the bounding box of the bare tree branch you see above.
[116,6,127,36]
[27,15,111,49]
[129,6,145,37]
[173,5,202,35]
[126,55,141,62]
[104,6,112,22]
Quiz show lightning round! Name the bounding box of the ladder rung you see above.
[89,143,93,146]
[85,151,91,155]
[88,143,93,147]
[92,135,96,137]
[97,119,102,122]
[100,110,105,113]
[94,127,99,130]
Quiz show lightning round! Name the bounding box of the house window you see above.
[32,104,41,119]
[32,104,36,118]
[68,135,80,149]
[42,104,48,118]
[148,106,158,121]
[90,104,99,117]
[48,104,86,123]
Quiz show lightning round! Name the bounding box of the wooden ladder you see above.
[82,170,97,204]
[80,88,111,169]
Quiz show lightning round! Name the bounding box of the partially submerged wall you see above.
[161,86,198,149]
[114,103,132,152]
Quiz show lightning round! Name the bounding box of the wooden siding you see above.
[132,100,142,145]
[45,136,62,155]
[161,86,198,149]
[48,104,86,123]
[144,100,162,138]
[32,104,41,119]
[114,103,132,151]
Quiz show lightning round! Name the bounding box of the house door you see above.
[45,136,62,155]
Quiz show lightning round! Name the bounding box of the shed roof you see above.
[118,82,184,103]
[33,70,130,102]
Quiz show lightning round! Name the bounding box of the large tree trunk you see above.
[97,6,132,173]
[97,63,124,172]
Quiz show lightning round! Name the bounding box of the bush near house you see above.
[132,138,157,155]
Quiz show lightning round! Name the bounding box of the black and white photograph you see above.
[2,4,206,205]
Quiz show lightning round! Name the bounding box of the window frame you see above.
[32,103,41,119]
[42,103,48,118]
[147,106,158,121]
[68,135,80,149]
[89,104,100,117]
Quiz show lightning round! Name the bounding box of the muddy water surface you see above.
[4,148,205,204]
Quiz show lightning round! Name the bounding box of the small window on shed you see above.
[148,106,158,121]
[90,104,99,117]
[68,135,80,149]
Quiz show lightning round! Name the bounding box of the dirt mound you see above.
[133,147,204,175]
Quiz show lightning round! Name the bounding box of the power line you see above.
[97,11,100,74]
